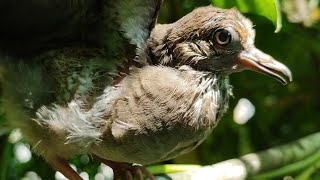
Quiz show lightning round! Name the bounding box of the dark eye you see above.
[213,29,232,46]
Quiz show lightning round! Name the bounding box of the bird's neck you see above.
[183,69,231,130]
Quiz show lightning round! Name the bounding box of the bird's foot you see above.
[93,154,155,180]
[48,156,83,180]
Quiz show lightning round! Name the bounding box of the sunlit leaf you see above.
[210,0,282,32]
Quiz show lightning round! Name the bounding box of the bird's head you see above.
[149,5,292,84]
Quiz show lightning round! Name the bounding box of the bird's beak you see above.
[236,47,292,85]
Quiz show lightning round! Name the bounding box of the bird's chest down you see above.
[90,66,229,165]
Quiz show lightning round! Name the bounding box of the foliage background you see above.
[0,0,319,179]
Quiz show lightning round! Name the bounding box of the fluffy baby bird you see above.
[0,1,292,179]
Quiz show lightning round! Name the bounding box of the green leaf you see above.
[210,0,282,32]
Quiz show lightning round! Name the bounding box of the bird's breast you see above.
[92,65,230,164]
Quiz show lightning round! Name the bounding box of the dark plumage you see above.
[0,1,291,180]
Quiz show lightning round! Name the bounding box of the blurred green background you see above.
[0,0,319,179]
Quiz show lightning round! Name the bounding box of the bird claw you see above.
[114,164,154,180]
[93,154,155,180]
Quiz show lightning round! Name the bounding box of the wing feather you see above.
[114,0,163,65]
[0,0,164,105]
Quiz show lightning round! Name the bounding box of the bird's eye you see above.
[213,29,232,46]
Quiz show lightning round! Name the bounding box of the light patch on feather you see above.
[111,119,140,140]
[116,0,160,65]
[36,101,101,148]
[187,74,229,129]
[116,0,157,45]
[88,86,122,121]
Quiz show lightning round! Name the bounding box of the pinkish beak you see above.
[237,47,292,85]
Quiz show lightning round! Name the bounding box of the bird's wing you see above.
[0,0,164,105]
[109,0,163,66]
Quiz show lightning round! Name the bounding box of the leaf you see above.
[209,0,282,32]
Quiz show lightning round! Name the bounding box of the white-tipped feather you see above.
[36,101,102,148]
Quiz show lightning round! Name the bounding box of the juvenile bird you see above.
[0,1,292,179]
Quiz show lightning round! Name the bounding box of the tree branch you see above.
[148,132,320,179]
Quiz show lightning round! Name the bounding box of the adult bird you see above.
[0,0,292,179]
